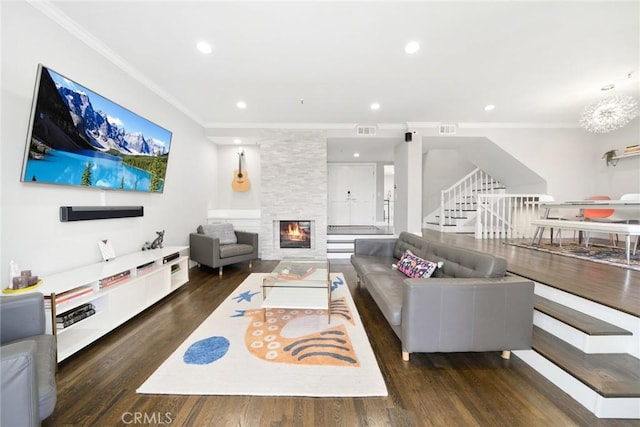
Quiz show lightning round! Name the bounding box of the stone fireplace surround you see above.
[259,130,327,260]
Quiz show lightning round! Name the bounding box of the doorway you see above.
[328,163,376,225]
[383,165,395,224]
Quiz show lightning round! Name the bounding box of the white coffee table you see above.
[261,259,331,323]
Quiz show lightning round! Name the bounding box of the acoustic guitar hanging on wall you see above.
[232,150,250,192]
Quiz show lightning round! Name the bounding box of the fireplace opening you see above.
[279,220,311,249]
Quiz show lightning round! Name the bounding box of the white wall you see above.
[394,138,423,234]
[393,143,408,233]
[422,149,476,217]
[1,2,217,280]
[418,123,640,201]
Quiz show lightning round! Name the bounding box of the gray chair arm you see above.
[236,231,257,245]
[354,238,397,257]
[0,293,45,344]
[401,275,534,353]
[1,340,39,427]
[189,233,221,267]
[236,231,259,258]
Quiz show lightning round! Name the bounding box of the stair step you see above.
[531,326,640,398]
[534,295,632,336]
[326,239,355,244]
[326,248,354,253]
[472,187,507,192]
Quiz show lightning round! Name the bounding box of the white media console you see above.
[20,246,189,362]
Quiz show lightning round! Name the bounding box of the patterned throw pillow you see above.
[396,250,441,278]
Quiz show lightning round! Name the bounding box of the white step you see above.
[514,349,640,419]
[534,283,640,358]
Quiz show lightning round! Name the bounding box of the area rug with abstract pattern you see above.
[508,241,640,271]
[137,273,388,397]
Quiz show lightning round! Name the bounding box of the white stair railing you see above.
[439,168,504,228]
[475,194,548,239]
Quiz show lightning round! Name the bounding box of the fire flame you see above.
[282,222,308,241]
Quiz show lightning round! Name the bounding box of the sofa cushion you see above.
[396,250,441,278]
[197,223,238,244]
[219,243,254,258]
[350,254,398,276]
[424,240,507,278]
[392,232,430,259]
[364,272,404,327]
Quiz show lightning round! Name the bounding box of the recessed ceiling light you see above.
[601,84,615,91]
[370,103,380,110]
[405,41,420,55]
[196,41,212,54]
[233,138,242,144]
[236,101,247,109]
[353,152,360,158]
[484,104,495,111]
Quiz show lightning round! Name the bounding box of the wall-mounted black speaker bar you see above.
[60,206,144,222]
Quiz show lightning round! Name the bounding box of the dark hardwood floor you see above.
[419,230,640,318]
[44,254,638,426]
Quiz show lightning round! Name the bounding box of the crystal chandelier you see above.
[579,95,639,133]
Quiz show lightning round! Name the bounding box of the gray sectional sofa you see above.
[1,292,57,426]
[351,232,534,361]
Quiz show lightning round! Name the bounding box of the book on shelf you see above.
[57,308,96,329]
[163,252,179,264]
[56,303,95,323]
[99,270,131,288]
[137,261,156,274]
[44,285,94,307]
[170,264,181,275]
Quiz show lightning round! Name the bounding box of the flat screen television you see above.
[21,64,172,193]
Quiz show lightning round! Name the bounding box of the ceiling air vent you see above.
[438,123,457,135]
[356,125,377,136]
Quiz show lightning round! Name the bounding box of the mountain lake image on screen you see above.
[21,64,173,193]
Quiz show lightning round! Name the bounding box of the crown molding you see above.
[202,122,409,130]
[458,122,580,129]
[204,121,582,131]
[27,0,205,127]
[408,121,580,130]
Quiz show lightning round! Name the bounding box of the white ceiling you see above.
[35,0,639,157]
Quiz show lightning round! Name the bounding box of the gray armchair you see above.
[190,223,259,276]
[1,292,57,426]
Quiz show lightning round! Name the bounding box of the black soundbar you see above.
[60,206,144,222]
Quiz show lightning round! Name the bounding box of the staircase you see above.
[515,283,640,419]
[423,168,506,234]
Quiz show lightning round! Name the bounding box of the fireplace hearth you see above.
[279,220,311,249]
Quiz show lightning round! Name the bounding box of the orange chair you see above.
[580,195,614,245]
[588,193,640,248]
[582,195,614,220]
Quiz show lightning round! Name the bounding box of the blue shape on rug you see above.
[331,276,344,291]
[232,290,260,303]
[231,309,246,318]
[183,336,230,365]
